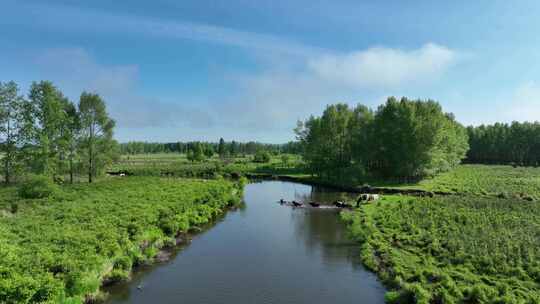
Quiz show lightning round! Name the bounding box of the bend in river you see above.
[104,181,386,304]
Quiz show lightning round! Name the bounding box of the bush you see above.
[18,175,60,199]
[253,151,271,163]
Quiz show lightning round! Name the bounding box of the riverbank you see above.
[340,165,540,303]
[244,173,449,197]
[0,177,244,304]
[249,164,540,204]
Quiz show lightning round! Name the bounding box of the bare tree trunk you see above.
[4,157,9,185]
[88,148,93,183]
[69,155,74,184]
[5,118,11,185]
[88,125,94,183]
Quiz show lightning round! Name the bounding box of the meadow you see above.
[0,177,243,304]
[343,195,540,303]
[110,154,540,201]
[110,153,305,178]
[342,167,540,304]
[414,164,540,199]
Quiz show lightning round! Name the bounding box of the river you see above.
[104,180,386,303]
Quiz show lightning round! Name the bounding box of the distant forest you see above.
[119,113,540,170]
[119,139,302,155]
[466,122,540,166]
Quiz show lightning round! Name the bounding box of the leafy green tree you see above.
[281,154,290,167]
[218,137,226,158]
[348,105,374,175]
[27,81,70,178]
[187,142,205,162]
[0,81,26,184]
[63,101,81,183]
[296,103,371,181]
[253,150,271,163]
[203,144,214,158]
[78,92,115,183]
[230,140,238,157]
[466,122,540,166]
[371,97,468,178]
[296,98,468,181]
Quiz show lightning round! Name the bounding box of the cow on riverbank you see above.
[356,194,380,207]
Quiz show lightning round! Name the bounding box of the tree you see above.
[218,138,226,158]
[370,97,468,178]
[0,81,26,184]
[253,150,271,163]
[230,140,238,157]
[466,122,540,166]
[63,101,81,183]
[296,98,469,181]
[187,142,205,162]
[281,154,290,167]
[79,92,115,183]
[203,144,214,159]
[27,81,70,178]
[296,103,371,181]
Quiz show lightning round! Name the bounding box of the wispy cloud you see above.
[216,43,459,132]
[308,43,457,88]
[3,1,322,57]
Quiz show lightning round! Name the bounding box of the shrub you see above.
[10,202,18,213]
[253,151,271,163]
[106,269,130,283]
[18,175,60,199]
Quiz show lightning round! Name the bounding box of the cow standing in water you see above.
[291,201,303,207]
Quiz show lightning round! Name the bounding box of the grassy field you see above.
[110,154,540,200]
[342,165,540,303]
[362,165,540,200]
[110,153,305,178]
[415,165,540,198]
[0,177,243,304]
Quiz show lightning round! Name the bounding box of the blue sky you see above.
[1,0,540,143]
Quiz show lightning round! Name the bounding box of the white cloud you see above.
[216,43,459,133]
[308,43,456,88]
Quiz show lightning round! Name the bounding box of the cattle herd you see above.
[278,193,380,209]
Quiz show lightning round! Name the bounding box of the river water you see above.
[104,181,386,303]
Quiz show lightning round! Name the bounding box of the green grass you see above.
[0,177,243,303]
[415,165,540,198]
[341,164,540,303]
[110,153,306,178]
[358,165,540,199]
[343,195,540,303]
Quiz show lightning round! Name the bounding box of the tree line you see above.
[0,80,117,184]
[295,97,469,181]
[466,122,540,166]
[120,139,301,156]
